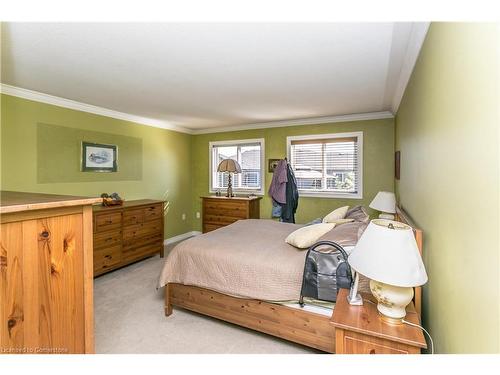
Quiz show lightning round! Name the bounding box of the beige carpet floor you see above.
[94,242,318,354]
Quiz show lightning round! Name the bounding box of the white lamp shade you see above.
[348,219,428,287]
[217,159,242,173]
[369,191,396,213]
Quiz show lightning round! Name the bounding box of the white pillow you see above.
[285,223,336,249]
[322,206,349,223]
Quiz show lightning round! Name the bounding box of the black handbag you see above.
[299,240,353,305]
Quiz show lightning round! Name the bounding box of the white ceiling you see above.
[1,22,428,133]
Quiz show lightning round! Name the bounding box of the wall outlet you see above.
[196,212,200,219]
[182,213,186,221]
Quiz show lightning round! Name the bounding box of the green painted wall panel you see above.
[37,122,143,183]
[395,23,499,353]
[191,118,395,231]
[1,94,193,238]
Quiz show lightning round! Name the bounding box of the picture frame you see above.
[395,150,400,180]
[81,141,118,172]
[268,158,281,173]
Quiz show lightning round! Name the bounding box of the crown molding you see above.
[0,84,194,134]
[191,111,394,134]
[1,84,394,136]
[391,22,430,113]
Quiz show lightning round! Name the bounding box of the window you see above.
[287,132,363,198]
[209,139,265,194]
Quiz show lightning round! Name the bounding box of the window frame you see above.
[209,138,265,195]
[286,131,363,199]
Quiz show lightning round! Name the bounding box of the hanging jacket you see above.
[281,163,299,223]
[268,159,288,204]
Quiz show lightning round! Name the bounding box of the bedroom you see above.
[1,1,499,371]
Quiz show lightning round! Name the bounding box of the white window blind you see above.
[210,139,264,193]
[288,133,362,198]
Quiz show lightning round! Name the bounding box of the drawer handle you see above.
[105,255,112,259]
[369,349,376,354]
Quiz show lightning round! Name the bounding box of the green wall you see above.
[191,118,395,231]
[0,94,193,238]
[395,23,499,353]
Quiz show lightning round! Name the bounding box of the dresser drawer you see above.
[95,212,122,232]
[143,203,163,221]
[94,245,122,274]
[123,220,163,242]
[123,208,144,225]
[203,214,241,225]
[344,335,410,354]
[122,242,161,263]
[94,229,122,249]
[203,204,248,219]
[122,233,163,251]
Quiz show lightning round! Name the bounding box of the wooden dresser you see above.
[332,289,427,354]
[92,199,165,276]
[201,196,262,233]
[0,191,101,354]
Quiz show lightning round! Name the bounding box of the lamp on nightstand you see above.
[369,191,397,220]
[217,158,242,198]
[347,219,428,324]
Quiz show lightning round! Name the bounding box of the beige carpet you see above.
[94,242,318,354]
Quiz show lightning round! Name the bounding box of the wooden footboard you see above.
[165,283,335,353]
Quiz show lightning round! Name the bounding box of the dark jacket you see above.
[280,163,299,223]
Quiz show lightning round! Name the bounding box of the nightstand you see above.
[332,288,427,354]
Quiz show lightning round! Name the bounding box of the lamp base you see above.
[369,280,413,322]
[378,213,395,220]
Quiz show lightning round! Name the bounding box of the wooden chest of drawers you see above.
[202,196,262,233]
[1,191,101,354]
[93,199,164,276]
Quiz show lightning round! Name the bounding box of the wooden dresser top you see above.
[202,195,262,201]
[0,190,102,214]
[92,199,165,212]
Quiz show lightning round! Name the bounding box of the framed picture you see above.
[268,158,281,173]
[395,151,400,180]
[81,141,118,172]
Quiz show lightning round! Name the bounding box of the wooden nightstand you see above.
[332,288,427,354]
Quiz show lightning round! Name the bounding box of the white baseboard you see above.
[164,231,202,246]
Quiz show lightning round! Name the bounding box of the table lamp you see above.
[217,159,242,197]
[369,191,396,219]
[347,219,427,324]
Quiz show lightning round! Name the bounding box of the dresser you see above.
[332,289,427,354]
[0,191,101,354]
[201,196,262,233]
[92,199,165,277]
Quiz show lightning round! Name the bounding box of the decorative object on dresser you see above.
[348,219,428,323]
[201,195,262,233]
[332,289,427,354]
[100,192,124,206]
[0,191,101,354]
[216,158,242,197]
[369,191,397,219]
[93,199,165,276]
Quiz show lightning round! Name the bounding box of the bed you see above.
[158,206,423,353]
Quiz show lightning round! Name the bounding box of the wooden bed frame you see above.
[164,206,423,353]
